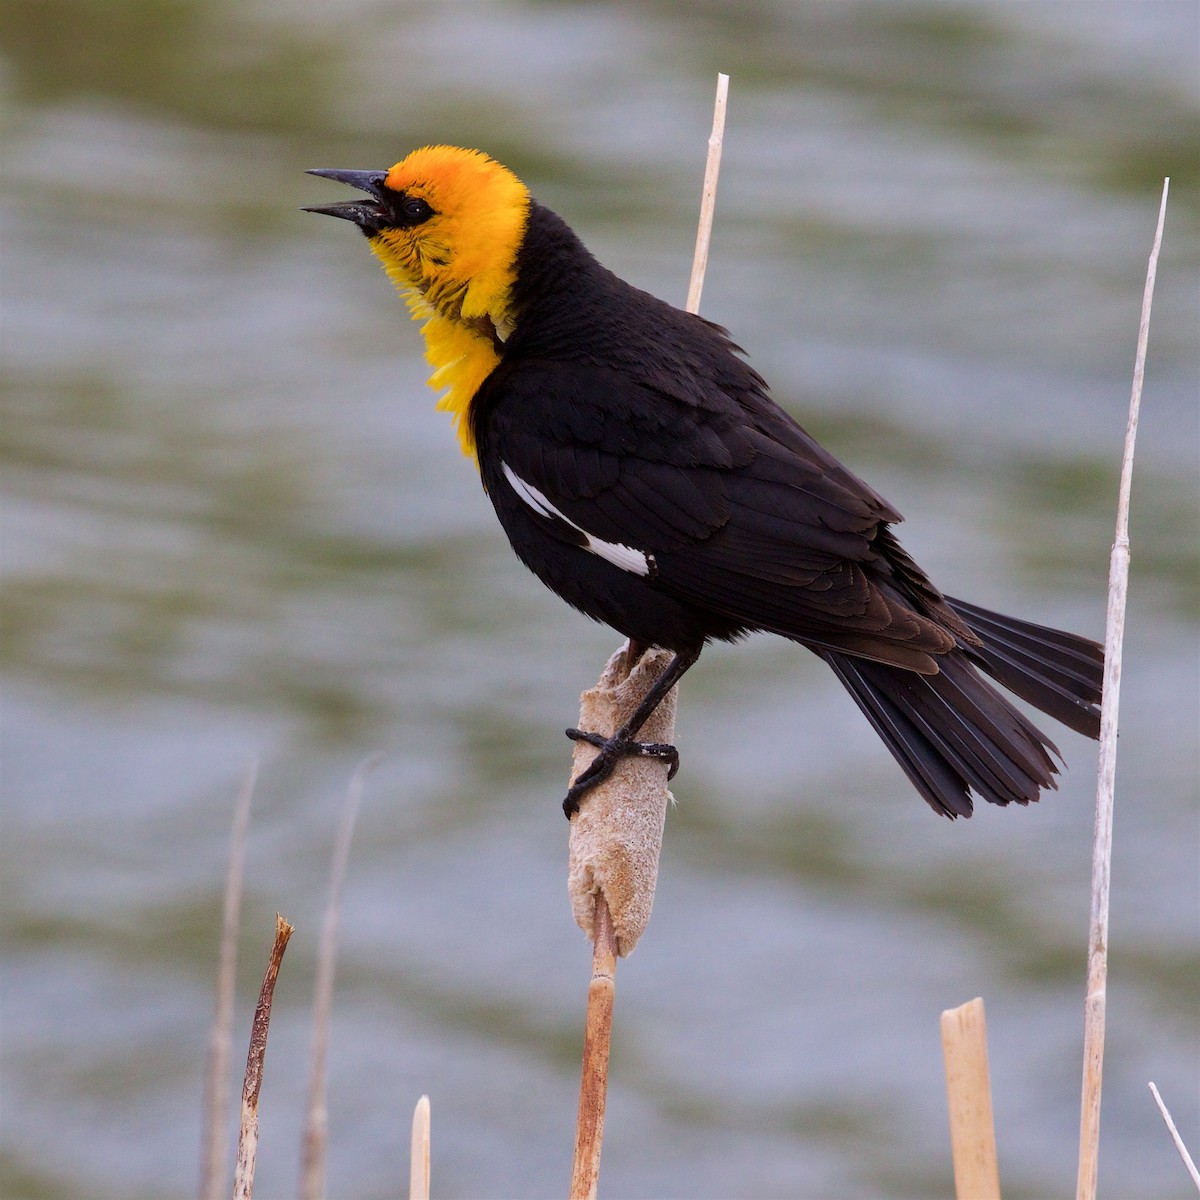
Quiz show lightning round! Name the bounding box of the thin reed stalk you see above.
[199,759,257,1200]
[686,73,729,315]
[300,755,380,1200]
[1075,177,1169,1200]
[1148,1083,1200,1192]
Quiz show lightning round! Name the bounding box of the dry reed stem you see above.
[300,754,380,1200]
[686,73,729,315]
[410,1094,431,1200]
[199,759,257,1200]
[1076,177,1169,1200]
[569,896,618,1200]
[941,997,1001,1200]
[566,75,730,1199]
[234,913,295,1200]
[1148,1083,1200,1193]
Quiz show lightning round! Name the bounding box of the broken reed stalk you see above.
[199,759,257,1200]
[1147,1083,1200,1192]
[941,997,1001,1200]
[234,913,295,1200]
[567,74,730,1200]
[410,1094,431,1200]
[300,755,379,1200]
[1075,177,1169,1200]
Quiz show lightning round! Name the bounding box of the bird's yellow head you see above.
[373,146,530,330]
[306,146,531,460]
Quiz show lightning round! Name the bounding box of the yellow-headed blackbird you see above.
[306,145,1102,818]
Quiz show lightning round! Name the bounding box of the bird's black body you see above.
[306,152,1103,819]
[476,204,910,650]
[472,203,1102,817]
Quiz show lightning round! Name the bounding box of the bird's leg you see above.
[563,644,701,816]
[624,638,651,667]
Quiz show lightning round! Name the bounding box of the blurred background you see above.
[2,2,1197,1197]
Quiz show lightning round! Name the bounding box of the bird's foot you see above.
[562,727,679,817]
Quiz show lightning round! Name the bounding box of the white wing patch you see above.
[502,462,655,578]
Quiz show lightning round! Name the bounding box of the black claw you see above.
[566,727,607,750]
[562,755,613,816]
[561,726,681,818]
[632,740,678,769]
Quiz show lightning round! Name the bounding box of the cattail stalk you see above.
[567,74,730,1200]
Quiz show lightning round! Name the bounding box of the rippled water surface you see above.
[3,3,1198,1197]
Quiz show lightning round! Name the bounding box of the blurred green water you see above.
[2,3,1198,1198]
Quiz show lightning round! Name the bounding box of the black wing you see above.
[473,355,962,669]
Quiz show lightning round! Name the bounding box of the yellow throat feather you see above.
[367,146,530,461]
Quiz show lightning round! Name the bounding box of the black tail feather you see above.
[823,653,973,816]
[824,651,1061,818]
[945,596,1103,738]
[822,600,1102,818]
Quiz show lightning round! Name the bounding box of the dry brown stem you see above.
[569,895,618,1200]
[234,912,295,1200]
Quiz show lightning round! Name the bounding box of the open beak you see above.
[303,168,389,233]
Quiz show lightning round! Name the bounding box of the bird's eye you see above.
[397,195,434,226]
